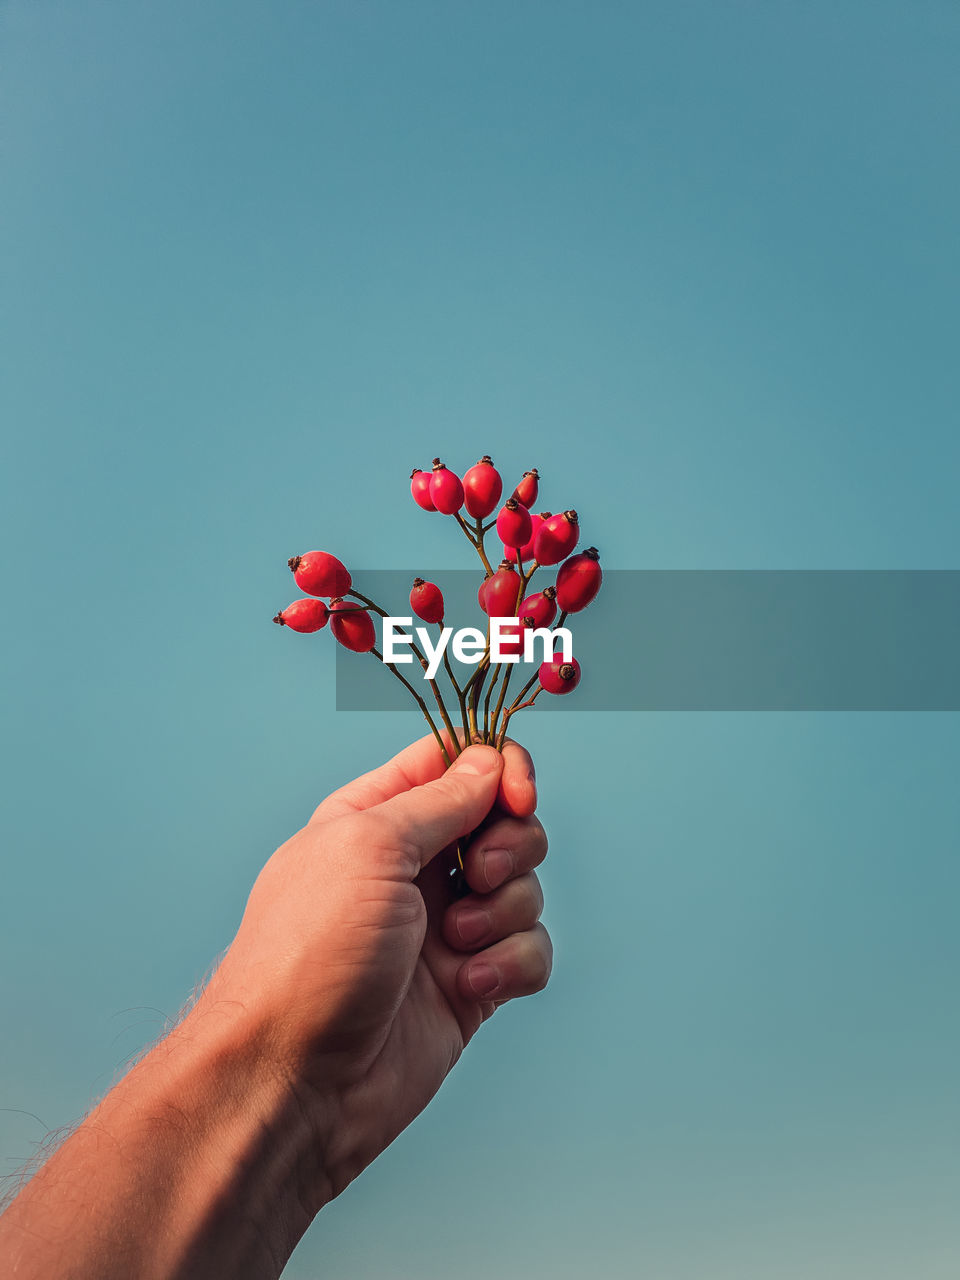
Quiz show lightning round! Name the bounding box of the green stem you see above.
[351,589,460,756]
[483,659,505,742]
[371,647,451,767]
[440,631,469,742]
[490,661,515,743]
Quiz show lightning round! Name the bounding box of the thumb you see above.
[369,744,503,870]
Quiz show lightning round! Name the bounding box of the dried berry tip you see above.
[504,497,520,510]
[543,585,557,599]
[559,664,576,680]
[273,612,285,625]
[432,457,444,469]
[478,454,493,464]
[564,510,578,523]
[410,467,422,478]
[287,556,302,572]
[412,577,425,587]
[583,547,600,559]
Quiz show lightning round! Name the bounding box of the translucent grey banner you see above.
[335,571,960,711]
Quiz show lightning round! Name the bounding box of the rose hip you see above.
[498,616,535,657]
[273,598,328,632]
[512,469,539,508]
[478,575,492,611]
[288,551,352,597]
[556,547,602,613]
[410,468,436,512]
[539,655,581,694]
[429,458,465,515]
[329,598,376,653]
[462,456,503,519]
[495,498,533,551]
[410,578,444,624]
[504,511,551,564]
[533,510,579,566]
[483,560,522,617]
[519,585,557,629]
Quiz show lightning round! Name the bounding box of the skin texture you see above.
[0,737,551,1279]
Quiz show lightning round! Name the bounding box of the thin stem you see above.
[461,655,488,700]
[454,512,478,546]
[483,659,505,742]
[370,647,451,767]
[439,625,462,698]
[505,668,542,715]
[472,516,495,576]
[490,660,515,743]
[497,684,544,749]
[417,652,462,755]
[350,589,460,755]
[439,627,469,742]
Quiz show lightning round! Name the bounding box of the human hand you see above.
[199,736,551,1201]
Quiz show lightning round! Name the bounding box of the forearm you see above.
[0,1001,335,1280]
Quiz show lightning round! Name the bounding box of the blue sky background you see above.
[2,2,960,1276]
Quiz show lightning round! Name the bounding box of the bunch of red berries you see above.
[275,456,602,764]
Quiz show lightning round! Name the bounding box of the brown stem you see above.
[416,652,462,755]
[505,667,542,715]
[473,517,495,576]
[482,659,505,742]
[370,647,451,766]
[490,660,515,743]
[454,512,478,546]
[439,627,469,741]
[350,589,460,756]
[497,684,544,749]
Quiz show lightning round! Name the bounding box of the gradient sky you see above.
[3,3,960,1277]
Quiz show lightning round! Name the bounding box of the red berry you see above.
[556,547,602,613]
[504,511,551,565]
[329,598,376,653]
[533,510,579,566]
[539,655,581,695]
[519,585,557,629]
[462,455,503,519]
[429,458,464,515]
[483,560,522,617]
[478,575,492,610]
[410,577,444,624]
[497,616,535,657]
[288,551,352,597]
[273,598,328,633]
[495,499,532,550]
[410,468,436,512]
[512,469,539,508]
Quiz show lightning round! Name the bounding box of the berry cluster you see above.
[275,456,602,765]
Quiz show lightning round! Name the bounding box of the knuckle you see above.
[345,812,418,877]
[508,873,543,926]
[528,818,548,866]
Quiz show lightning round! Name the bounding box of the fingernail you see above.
[456,907,491,944]
[467,962,501,998]
[454,746,501,776]
[481,848,514,887]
